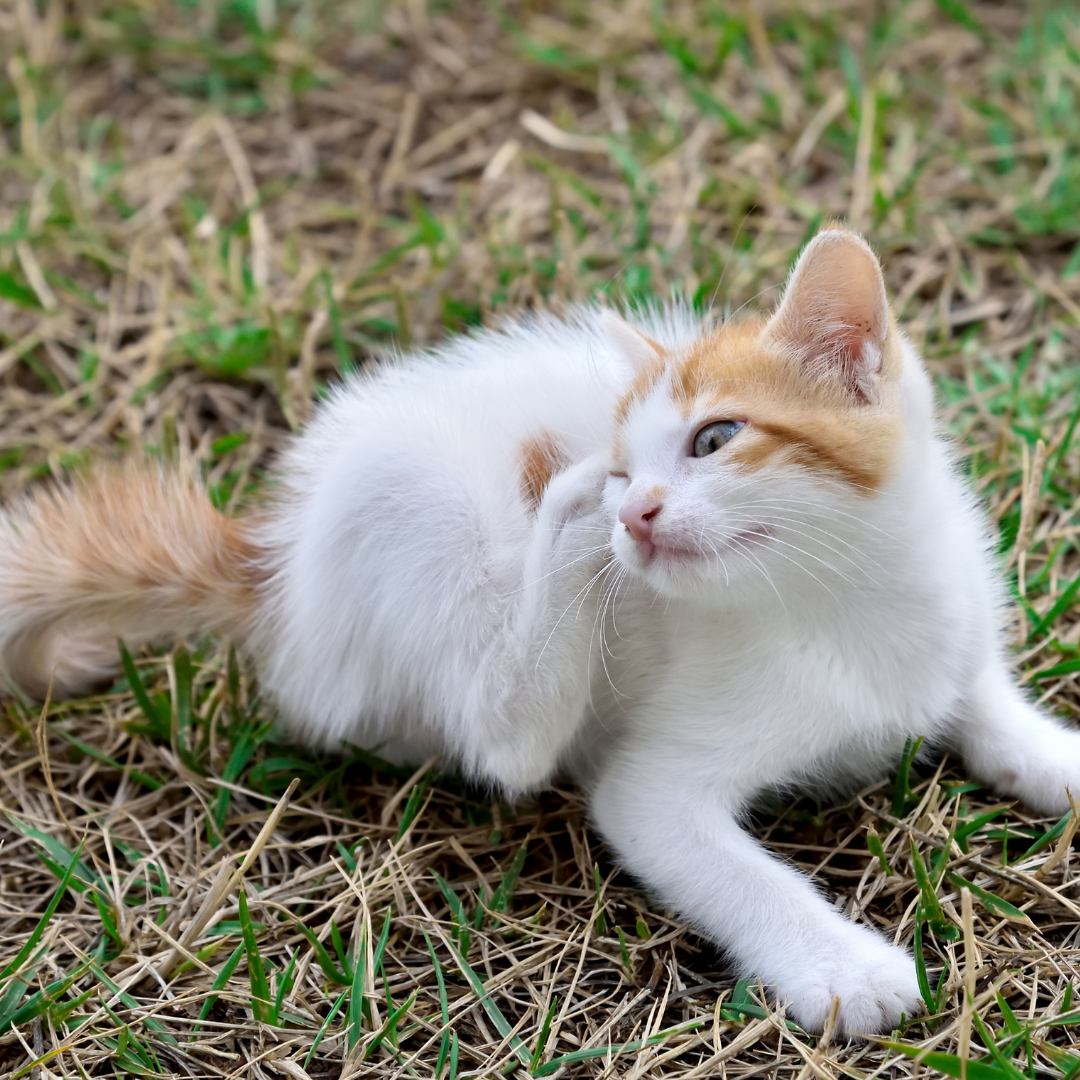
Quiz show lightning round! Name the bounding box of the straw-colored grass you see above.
[2,0,1080,1076]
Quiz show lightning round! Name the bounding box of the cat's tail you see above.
[0,463,268,698]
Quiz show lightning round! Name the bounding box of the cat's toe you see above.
[780,927,921,1037]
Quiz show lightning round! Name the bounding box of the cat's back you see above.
[256,307,657,748]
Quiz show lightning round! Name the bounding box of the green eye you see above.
[693,420,744,457]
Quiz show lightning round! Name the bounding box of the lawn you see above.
[1,0,1080,1076]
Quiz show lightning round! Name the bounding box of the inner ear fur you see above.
[762,227,892,404]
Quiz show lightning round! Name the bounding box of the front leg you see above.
[951,661,1080,816]
[459,455,613,793]
[590,749,921,1035]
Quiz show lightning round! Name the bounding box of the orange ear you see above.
[761,228,891,404]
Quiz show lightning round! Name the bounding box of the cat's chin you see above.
[614,526,774,595]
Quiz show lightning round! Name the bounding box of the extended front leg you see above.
[590,749,921,1035]
[458,455,613,794]
[951,662,1080,816]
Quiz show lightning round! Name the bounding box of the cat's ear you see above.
[603,311,665,374]
[762,227,892,404]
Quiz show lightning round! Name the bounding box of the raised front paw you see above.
[776,922,921,1037]
[541,453,613,531]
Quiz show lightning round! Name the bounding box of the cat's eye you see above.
[693,420,744,458]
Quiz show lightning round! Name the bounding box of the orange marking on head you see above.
[518,431,570,511]
[614,354,668,426]
[616,317,904,494]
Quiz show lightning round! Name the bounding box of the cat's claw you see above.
[777,925,921,1037]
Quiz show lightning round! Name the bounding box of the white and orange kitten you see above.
[2,227,1076,1034]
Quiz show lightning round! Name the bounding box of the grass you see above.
[1,0,1080,1076]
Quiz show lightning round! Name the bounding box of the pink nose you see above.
[619,496,662,542]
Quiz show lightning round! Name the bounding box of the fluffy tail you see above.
[0,464,267,698]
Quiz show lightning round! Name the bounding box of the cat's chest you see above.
[597,592,967,748]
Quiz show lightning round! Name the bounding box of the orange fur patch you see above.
[615,318,904,493]
[518,431,570,511]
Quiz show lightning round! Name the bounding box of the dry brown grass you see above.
[2,0,1080,1077]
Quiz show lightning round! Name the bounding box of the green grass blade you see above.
[955,806,1008,848]
[7,818,99,890]
[972,1010,1028,1080]
[996,990,1022,1035]
[211,728,259,843]
[49,728,162,790]
[892,736,924,816]
[395,776,430,839]
[866,1042,1011,1080]
[912,918,937,1014]
[172,645,201,774]
[303,988,348,1069]
[423,931,451,1077]
[88,963,175,1042]
[273,949,298,1021]
[1030,573,1080,639]
[323,270,354,375]
[238,889,273,1024]
[290,919,350,985]
[331,919,352,979]
[346,926,367,1051]
[531,1018,707,1077]
[490,843,528,919]
[1022,808,1073,858]
[530,994,559,1072]
[435,874,470,957]
[363,988,417,1061]
[909,837,959,939]
[0,836,84,983]
[371,908,393,975]
[866,825,893,875]
[118,640,164,732]
[193,941,244,1036]
[947,873,1029,922]
[0,962,40,1032]
[443,935,530,1068]
[932,0,985,35]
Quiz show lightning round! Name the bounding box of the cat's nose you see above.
[619,496,662,542]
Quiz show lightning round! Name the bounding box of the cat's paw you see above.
[984,737,1080,817]
[960,674,1080,817]
[541,454,612,532]
[777,923,921,1037]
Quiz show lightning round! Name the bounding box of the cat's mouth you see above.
[641,538,699,564]
[631,526,772,567]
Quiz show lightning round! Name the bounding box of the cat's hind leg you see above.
[951,662,1080,816]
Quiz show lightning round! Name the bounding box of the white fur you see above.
[242,293,1080,1035]
[5,261,1073,1034]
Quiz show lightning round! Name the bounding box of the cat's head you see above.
[604,226,911,602]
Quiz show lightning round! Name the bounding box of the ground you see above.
[1,1,1080,1077]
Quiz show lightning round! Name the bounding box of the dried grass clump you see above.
[1,0,1080,1077]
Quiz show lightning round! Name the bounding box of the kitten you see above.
[2,226,1076,1035]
